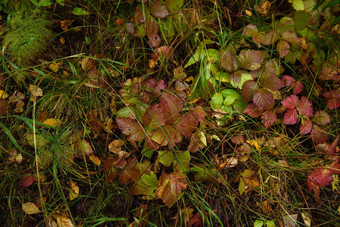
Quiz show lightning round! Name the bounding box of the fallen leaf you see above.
[28,85,43,98]
[89,155,101,166]
[43,118,62,127]
[0,89,9,99]
[301,212,311,227]
[22,202,41,215]
[68,180,79,201]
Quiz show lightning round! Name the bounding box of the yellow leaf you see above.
[22,202,41,215]
[68,180,79,201]
[0,90,9,99]
[247,139,261,153]
[89,154,101,166]
[49,62,61,73]
[43,118,62,127]
[198,131,207,146]
[57,215,74,227]
[245,10,253,17]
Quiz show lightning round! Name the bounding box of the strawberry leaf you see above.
[116,117,145,141]
[131,171,158,200]
[242,80,259,102]
[299,118,312,135]
[297,96,313,117]
[177,113,199,137]
[282,95,299,109]
[230,71,253,89]
[312,111,331,125]
[260,75,284,91]
[142,104,167,130]
[118,159,150,184]
[311,125,329,144]
[281,30,300,44]
[221,52,238,73]
[242,24,258,37]
[151,0,170,18]
[155,171,188,207]
[253,89,274,109]
[243,103,264,117]
[282,75,296,86]
[261,110,277,129]
[293,81,304,95]
[277,40,290,58]
[327,98,340,110]
[239,50,263,71]
[283,109,298,125]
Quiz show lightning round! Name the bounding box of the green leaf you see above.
[132,172,158,200]
[221,89,241,106]
[210,93,224,109]
[158,150,175,166]
[174,151,190,172]
[288,0,304,10]
[253,220,264,227]
[165,0,184,11]
[206,49,219,64]
[73,7,89,16]
[30,0,52,7]
[265,220,275,227]
[56,0,64,6]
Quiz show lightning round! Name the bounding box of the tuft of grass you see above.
[3,10,53,67]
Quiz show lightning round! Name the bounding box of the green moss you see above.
[3,11,53,66]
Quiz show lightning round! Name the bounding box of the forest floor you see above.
[0,0,339,226]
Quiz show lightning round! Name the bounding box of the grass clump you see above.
[3,10,53,67]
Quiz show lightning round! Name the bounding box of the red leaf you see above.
[297,96,313,117]
[282,75,296,86]
[103,158,115,172]
[192,106,206,122]
[293,81,304,95]
[311,125,329,144]
[243,103,264,117]
[261,110,277,129]
[177,113,199,137]
[299,118,312,135]
[159,92,183,123]
[325,136,339,156]
[327,98,340,110]
[116,117,145,141]
[283,109,298,125]
[323,90,340,99]
[329,158,340,175]
[155,171,188,207]
[142,104,167,129]
[308,168,333,188]
[282,95,299,109]
[22,173,35,187]
[253,89,274,109]
[118,159,150,184]
[312,111,331,125]
[146,16,159,36]
[134,6,147,23]
[151,0,170,18]
[277,40,290,58]
[242,80,259,102]
[230,135,245,145]
[148,34,161,48]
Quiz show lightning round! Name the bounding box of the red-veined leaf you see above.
[283,109,298,125]
[260,75,284,91]
[277,40,290,58]
[243,103,264,117]
[242,80,259,102]
[282,75,295,86]
[325,136,339,156]
[293,81,304,95]
[261,110,277,129]
[239,50,263,71]
[299,118,312,135]
[221,52,238,73]
[297,96,313,117]
[281,30,300,44]
[311,125,329,144]
[116,117,145,141]
[282,95,299,109]
[253,89,274,109]
[142,104,167,129]
[155,171,188,207]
